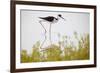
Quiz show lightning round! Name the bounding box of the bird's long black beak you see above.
[61,16,66,21]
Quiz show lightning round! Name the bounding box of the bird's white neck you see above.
[53,18,59,23]
[57,16,60,20]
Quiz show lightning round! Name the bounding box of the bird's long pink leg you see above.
[49,23,52,45]
[39,21,47,61]
[39,21,47,50]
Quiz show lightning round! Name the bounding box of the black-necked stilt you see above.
[39,14,65,49]
[39,14,65,23]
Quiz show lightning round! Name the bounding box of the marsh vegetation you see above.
[21,32,89,63]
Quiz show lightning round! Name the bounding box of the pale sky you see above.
[20,10,90,53]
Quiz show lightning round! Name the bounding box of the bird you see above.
[39,14,65,23]
[38,14,65,50]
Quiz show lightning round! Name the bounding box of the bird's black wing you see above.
[39,16,54,22]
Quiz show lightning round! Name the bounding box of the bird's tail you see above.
[39,17,44,19]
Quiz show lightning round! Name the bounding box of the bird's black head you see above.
[58,14,65,21]
[58,14,62,17]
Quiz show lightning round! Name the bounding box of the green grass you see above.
[21,32,90,63]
